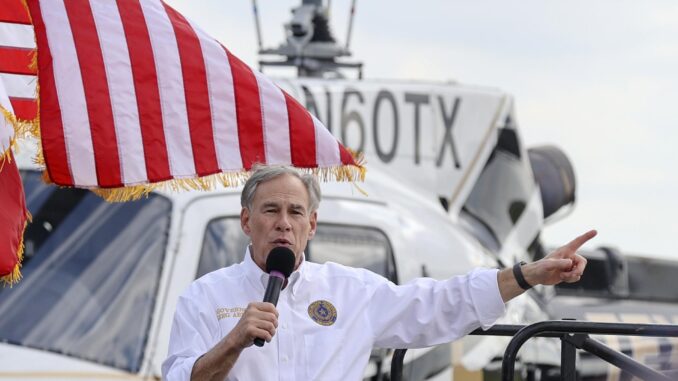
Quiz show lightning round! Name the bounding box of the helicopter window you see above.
[0,170,171,373]
[196,220,396,283]
[307,224,397,283]
[458,212,501,255]
[496,127,521,159]
[461,146,535,249]
[196,218,251,278]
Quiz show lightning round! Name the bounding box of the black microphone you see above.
[254,246,295,347]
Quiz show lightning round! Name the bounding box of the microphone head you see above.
[265,247,296,278]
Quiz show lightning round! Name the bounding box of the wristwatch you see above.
[512,261,533,290]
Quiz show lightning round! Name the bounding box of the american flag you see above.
[19,0,361,190]
[0,0,37,122]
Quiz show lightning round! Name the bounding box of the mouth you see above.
[272,238,292,246]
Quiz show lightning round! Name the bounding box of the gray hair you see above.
[241,165,322,212]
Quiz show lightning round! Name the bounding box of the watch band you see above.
[512,261,533,290]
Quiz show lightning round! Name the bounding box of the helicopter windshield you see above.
[460,128,536,254]
[0,170,171,373]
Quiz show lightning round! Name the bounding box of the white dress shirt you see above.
[162,248,505,380]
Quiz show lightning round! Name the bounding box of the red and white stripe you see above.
[0,1,38,121]
[26,0,357,188]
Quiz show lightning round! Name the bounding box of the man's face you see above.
[241,174,317,271]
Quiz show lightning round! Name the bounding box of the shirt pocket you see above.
[304,328,347,380]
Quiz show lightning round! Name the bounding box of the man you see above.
[162,165,596,380]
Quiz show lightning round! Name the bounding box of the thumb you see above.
[551,258,574,271]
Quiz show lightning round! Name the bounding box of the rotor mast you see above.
[255,0,363,78]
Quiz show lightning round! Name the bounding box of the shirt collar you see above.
[243,246,266,293]
[288,255,305,296]
[243,246,306,296]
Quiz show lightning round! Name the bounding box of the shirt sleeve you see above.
[162,289,220,380]
[368,268,505,349]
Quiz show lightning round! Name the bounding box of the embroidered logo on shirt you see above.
[216,307,245,320]
[308,300,337,326]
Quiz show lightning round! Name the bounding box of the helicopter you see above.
[1,1,677,380]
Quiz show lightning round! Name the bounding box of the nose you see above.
[275,213,292,231]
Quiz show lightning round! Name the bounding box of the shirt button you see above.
[282,355,289,363]
[282,323,288,330]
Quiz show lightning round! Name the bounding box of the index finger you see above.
[565,229,597,251]
[250,302,280,316]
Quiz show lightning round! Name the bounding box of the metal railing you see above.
[390,320,678,381]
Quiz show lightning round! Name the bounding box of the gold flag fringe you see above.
[0,145,11,173]
[1,216,31,287]
[28,49,37,73]
[19,0,32,24]
[21,103,365,203]
[1,105,38,141]
[91,153,366,203]
[0,102,42,178]
[1,101,38,169]
[91,171,250,202]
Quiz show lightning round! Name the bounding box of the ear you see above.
[240,208,252,236]
[308,211,318,240]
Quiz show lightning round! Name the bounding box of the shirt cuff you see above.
[469,268,506,329]
[162,354,201,381]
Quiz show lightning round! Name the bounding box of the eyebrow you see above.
[259,201,307,212]
[289,204,306,212]
[261,202,280,209]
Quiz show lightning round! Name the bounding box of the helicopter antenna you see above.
[345,0,356,52]
[251,0,264,52]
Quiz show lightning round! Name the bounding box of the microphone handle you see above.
[254,275,284,347]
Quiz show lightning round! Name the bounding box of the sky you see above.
[166,0,678,259]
